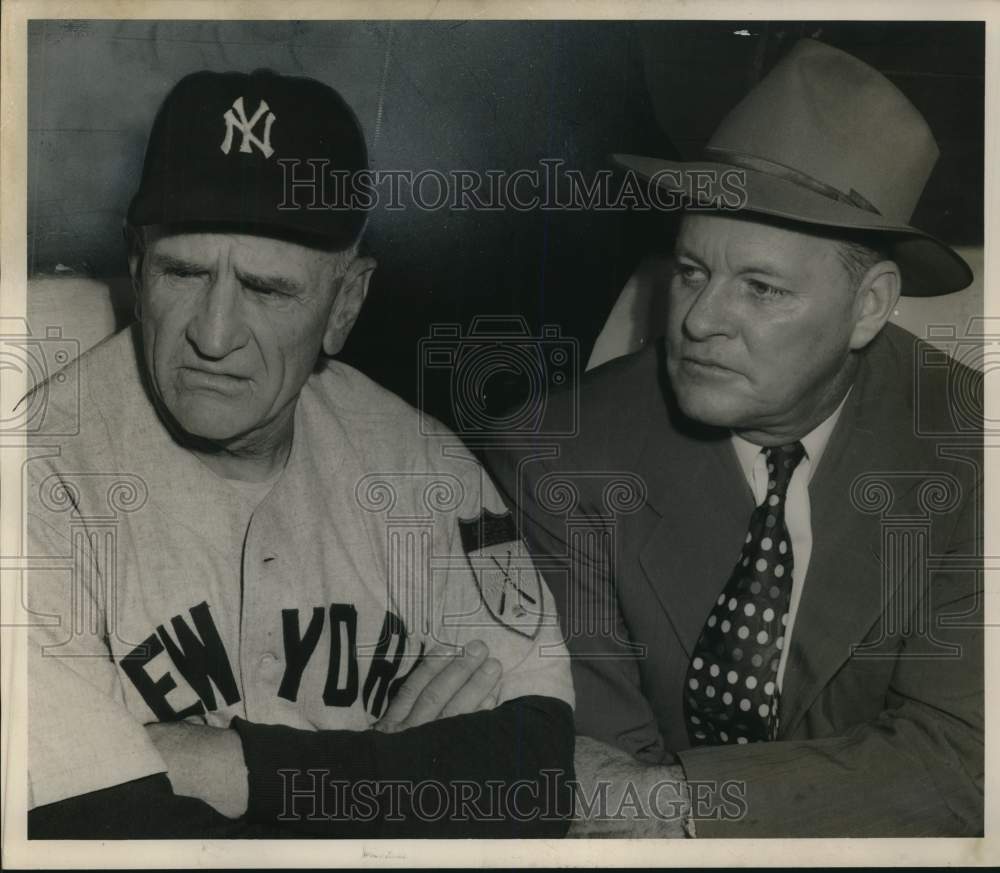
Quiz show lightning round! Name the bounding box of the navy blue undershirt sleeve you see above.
[232,695,575,837]
[28,696,574,839]
[27,773,285,839]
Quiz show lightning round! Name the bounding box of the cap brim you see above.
[613,153,974,297]
[128,169,366,252]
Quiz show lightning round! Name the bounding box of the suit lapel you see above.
[636,405,889,730]
[777,400,880,734]
[630,333,921,739]
[637,422,755,658]
[778,349,916,736]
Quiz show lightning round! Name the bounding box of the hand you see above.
[569,736,690,838]
[374,639,502,734]
[146,721,248,819]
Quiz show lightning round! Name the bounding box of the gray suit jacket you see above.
[485,323,983,836]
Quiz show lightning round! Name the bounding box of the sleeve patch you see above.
[458,510,542,639]
[458,506,518,554]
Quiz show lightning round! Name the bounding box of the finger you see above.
[475,688,500,712]
[377,645,457,727]
[401,640,489,728]
[441,658,502,718]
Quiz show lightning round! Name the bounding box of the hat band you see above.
[703,148,882,216]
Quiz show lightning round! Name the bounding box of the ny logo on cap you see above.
[220,96,276,158]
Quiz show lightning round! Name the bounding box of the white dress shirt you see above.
[729,391,850,690]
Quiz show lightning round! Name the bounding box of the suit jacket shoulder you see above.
[539,340,724,473]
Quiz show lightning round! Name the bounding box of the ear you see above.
[323,255,376,356]
[125,225,145,321]
[848,260,902,351]
[126,226,143,289]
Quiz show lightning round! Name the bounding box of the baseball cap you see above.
[128,69,368,250]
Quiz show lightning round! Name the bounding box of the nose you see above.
[680,277,736,342]
[185,272,249,360]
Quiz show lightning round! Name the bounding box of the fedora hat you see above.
[615,38,973,296]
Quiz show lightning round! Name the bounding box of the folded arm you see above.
[29,642,575,838]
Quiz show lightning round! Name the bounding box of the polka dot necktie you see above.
[684,441,806,746]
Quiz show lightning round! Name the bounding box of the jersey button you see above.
[259,652,279,668]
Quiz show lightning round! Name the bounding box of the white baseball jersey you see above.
[25,327,574,809]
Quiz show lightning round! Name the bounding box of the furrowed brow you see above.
[148,253,208,274]
[673,246,708,268]
[736,258,793,279]
[234,267,305,296]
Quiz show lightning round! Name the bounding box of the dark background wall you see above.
[28,20,984,429]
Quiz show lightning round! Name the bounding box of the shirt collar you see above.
[730,387,853,484]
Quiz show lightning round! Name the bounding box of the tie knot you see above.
[763,442,806,498]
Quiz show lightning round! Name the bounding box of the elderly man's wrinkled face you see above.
[133,230,349,446]
[666,213,868,440]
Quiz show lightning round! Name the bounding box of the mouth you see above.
[678,355,740,378]
[178,366,250,393]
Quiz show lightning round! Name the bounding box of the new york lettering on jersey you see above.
[117,598,424,723]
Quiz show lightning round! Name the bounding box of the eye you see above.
[243,281,284,299]
[163,267,205,283]
[672,261,707,288]
[746,279,788,298]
